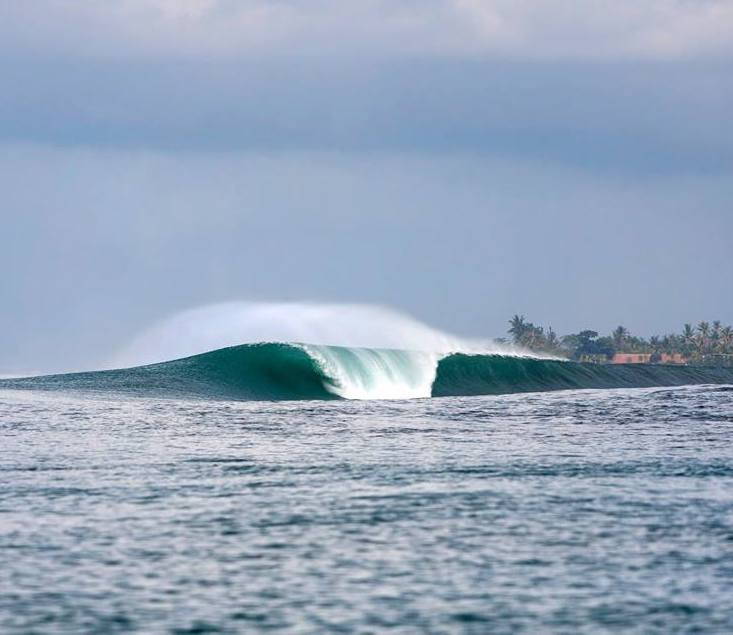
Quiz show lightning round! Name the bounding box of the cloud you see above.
[1,2,731,374]
[2,2,731,171]
[1,56,731,173]
[1,144,732,372]
[2,1,733,61]
[452,0,733,60]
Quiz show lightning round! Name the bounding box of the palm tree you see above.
[508,315,529,345]
[711,321,722,352]
[521,325,544,350]
[661,335,674,354]
[682,323,696,357]
[612,326,629,351]
[683,323,694,341]
[697,321,711,356]
[719,326,733,354]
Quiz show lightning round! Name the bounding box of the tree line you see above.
[504,315,733,366]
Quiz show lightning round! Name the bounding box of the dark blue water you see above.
[2,385,733,633]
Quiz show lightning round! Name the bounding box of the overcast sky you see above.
[2,1,732,372]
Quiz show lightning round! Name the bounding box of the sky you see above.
[2,1,732,373]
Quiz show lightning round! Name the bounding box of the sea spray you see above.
[3,343,733,402]
[7,302,727,402]
[104,301,538,400]
[107,302,526,369]
[303,344,440,400]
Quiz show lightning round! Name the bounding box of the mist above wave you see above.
[108,301,531,369]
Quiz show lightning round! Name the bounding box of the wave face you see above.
[0,343,441,401]
[2,343,733,402]
[433,354,733,396]
[1,344,336,401]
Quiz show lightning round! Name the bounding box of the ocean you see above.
[2,358,733,632]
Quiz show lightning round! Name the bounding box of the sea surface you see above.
[2,384,733,633]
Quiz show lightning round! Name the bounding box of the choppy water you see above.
[2,385,733,633]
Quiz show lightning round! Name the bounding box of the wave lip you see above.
[304,344,439,400]
[2,343,733,402]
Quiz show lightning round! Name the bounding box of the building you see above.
[611,352,687,365]
[612,353,652,364]
[660,353,687,364]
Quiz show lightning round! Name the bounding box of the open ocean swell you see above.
[1,384,733,633]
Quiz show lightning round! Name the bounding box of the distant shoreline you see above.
[505,316,733,367]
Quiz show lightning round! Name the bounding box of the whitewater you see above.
[103,302,523,401]
[3,302,733,634]
[2,302,733,401]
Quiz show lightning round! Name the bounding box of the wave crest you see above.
[3,342,733,402]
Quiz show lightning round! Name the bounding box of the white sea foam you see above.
[110,301,540,399]
[303,344,440,400]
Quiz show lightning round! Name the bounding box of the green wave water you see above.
[2,343,733,401]
[0,344,336,401]
[432,353,733,396]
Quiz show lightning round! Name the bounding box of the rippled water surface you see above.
[2,385,733,633]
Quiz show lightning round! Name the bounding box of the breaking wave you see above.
[3,342,733,402]
[3,303,732,401]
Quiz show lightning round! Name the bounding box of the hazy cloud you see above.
[2,145,732,372]
[2,2,731,170]
[1,57,731,172]
[1,2,731,373]
[2,1,732,60]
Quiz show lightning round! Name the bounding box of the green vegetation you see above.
[506,315,733,366]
